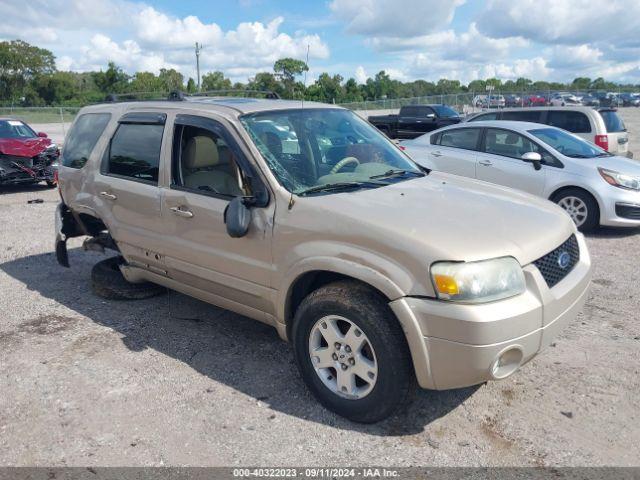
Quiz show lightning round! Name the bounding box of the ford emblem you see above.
[557,251,571,269]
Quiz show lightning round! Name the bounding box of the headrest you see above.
[260,131,282,156]
[183,136,219,169]
[504,133,520,145]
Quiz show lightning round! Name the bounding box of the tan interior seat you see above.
[182,136,242,196]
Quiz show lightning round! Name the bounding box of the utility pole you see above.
[195,42,202,92]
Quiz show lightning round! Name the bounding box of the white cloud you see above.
[329,0,465,37]
[548,44,604,69]
[355,65,367,84]
[478,0,640,46]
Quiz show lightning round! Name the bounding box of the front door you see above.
[476,128,547,196]
[160,114,275,321]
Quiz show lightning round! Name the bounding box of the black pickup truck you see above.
[368,104,461,139]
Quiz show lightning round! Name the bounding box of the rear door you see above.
[159,114,276,321]
[476,127,547,195]
[545,110,593,144]
[427,127,481,178]
[92,111,167,273]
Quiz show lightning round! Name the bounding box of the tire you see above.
[552,188,599,232]
[292,280,415,423]
[91,256,166,300]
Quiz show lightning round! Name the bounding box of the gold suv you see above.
[55,96,592,422]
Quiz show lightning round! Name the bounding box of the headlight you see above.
[430,257,525,303]
[599,168,640,191]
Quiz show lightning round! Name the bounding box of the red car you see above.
[524,95,547,106]
[0,118,59,187]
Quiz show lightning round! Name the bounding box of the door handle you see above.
[479,160,493,166]
[431,151,443,157]
[99,191,117,200]
[170,206,194,218]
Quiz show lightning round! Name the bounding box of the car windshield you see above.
[599,110,626,133]
[0,120,37,139]
[240,108,424,195]
[433,105,459,118]
[529,127,610,158]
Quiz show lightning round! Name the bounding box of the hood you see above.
[303,172,575,268]
[0,137,53,157]
[596,155,640,176]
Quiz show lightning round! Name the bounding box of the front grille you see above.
[615,203,640,220]
[0,154,33,167]
[533,235,579,288]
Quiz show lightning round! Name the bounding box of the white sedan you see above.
[402,120,640,231]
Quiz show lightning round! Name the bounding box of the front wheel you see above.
[292,281,415,423]
[553,188,599,232]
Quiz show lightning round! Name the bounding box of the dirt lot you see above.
[1,109,640,467]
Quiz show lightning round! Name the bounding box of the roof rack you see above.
[186,89,280,100]
[102,89,280,104]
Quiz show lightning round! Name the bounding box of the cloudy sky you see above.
[1,0,639,84]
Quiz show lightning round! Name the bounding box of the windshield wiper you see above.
[369,169,425,180]
[297,181,386,196]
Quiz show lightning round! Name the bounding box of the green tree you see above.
[273,58,308,98]
[158,68,184,92]
[201,71,232,91]
[186,77,196,93]
[0,39,56,101]
[129,71,162,93]
[92,62,129,94]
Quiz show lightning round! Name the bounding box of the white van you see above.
[466,106,630,157]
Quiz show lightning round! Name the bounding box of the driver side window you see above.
[172,124,247,198]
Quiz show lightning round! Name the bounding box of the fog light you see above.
[491,346,524,380]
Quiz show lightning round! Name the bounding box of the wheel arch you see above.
[548,185,602,224]
[279,260,405,341]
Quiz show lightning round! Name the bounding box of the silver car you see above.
[403,120,640,231]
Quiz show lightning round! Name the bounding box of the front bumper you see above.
[598,187,640,227]
[390,233,592,390]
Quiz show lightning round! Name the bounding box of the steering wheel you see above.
[330,156,360,174]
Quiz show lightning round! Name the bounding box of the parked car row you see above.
[474,91,640,108]
[402,119,640,232]
[466,106,630,157]
[368,104,461,139]
[53,95,592,423]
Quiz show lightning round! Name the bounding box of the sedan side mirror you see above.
[37,132,48,138]
[224,196,251,238]
[426,113,436,119]
[521,151,542,171]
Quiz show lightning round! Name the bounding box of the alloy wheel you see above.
[308,315,378,400]
[558,196,588,227]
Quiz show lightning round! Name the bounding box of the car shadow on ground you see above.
[586,226,640,238]
[0,247,477,436]
[0,183,54,195]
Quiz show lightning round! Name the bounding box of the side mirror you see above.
[37,132,48,138]
[224,196,251,238]
[521,151,542,171]
[426,113,436,119]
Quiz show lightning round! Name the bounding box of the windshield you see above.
[529,127,609,158]
[433,105,459,118]
[599,110,626,133]
[240,108,423,195]
[0,120,37,139]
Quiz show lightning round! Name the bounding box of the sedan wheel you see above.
[557,196,588,227]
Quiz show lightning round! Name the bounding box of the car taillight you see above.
[595,135,609,151]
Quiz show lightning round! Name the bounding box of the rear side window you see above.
[547,111,591,133]
[501,111,542,123]
[439,128,481,150]
[106,123,164,184]
[62,113,111,168]
[468,112,498,122]
[599,110,626,133]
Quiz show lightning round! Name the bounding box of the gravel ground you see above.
[1,110,640,467]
